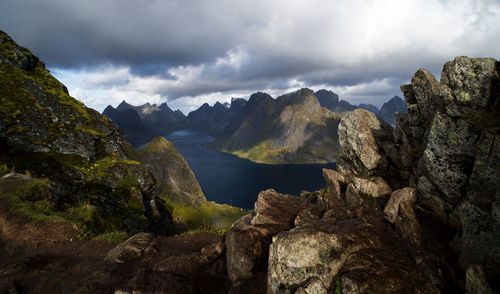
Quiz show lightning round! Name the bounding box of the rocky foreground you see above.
[222,56,499,293]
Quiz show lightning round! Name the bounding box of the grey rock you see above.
[337,109,396,178]
[106,233,155,263]
[322,168,346,199]
[383,188,417,223]
[351,175,391,198]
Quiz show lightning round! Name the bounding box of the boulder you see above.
[383,188,417,223]
[351,175,391,198]
[106,233,155,263]
[322,168,345,198]
[251,189,307,226]
[267,212,439,294]
[345,183,364,208]
[337,109,397,179]
[395,200,422,246]
[226,189,307,286]
[267,222,375,294]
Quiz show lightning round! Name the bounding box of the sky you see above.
[1,0,499,114]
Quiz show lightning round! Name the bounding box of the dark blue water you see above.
[165,130,336,209]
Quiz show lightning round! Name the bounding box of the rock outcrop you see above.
[226,189,307,291]
[337,109,400,185]
[396,56,499,286]
[224,57,499,293]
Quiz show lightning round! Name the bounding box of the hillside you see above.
[123,137,206,206]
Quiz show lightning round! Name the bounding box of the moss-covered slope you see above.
[0,30,173,236]
[123,137,206,206]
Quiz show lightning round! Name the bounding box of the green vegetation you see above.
[94,231,129,243]
[0,164,10,176]
[334,279,342,294]
[161,198,248,234]
[2,177,135,240]
[357,191,373,201]
[453,89,471,102]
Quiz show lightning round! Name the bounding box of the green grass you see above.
[0,164,10,176]
[94,231,129,243]
[162,198,248,233]
[3,178,132,240]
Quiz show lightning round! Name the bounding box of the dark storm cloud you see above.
[1,0,499,112]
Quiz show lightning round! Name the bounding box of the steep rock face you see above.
[123,137,206,206]
[396,56,500,282]
[376,96,407,126]
[0,30,173,235]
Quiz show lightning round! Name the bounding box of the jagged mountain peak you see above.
[116,100,134,112]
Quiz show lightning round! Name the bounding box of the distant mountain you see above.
[358,103,379,113]
[190,89,342,164]
[187,98,250,137]
[315,89,339,110]
[314,89,358,114]
[103,101,187,146]
[376,96,407,126]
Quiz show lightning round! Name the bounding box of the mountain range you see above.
[103,101,187,146]
[186,89,406,163]
[103,90,407,156]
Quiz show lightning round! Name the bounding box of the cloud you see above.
[1,0,499,113]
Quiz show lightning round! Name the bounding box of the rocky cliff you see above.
[0,30,174,236]
[395,56,499,286]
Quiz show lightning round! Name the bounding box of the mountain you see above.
[314,89,359,114]
[205,89,342,163]
[376,96,407,125]
[358,103,379,113]
[314,89,339,109]
[103,101,187,146]
[187,98,250,137]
